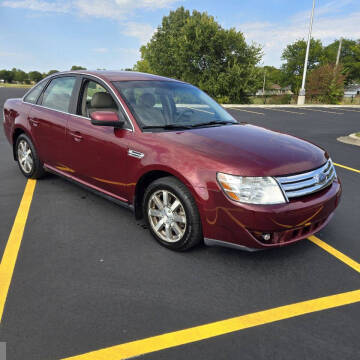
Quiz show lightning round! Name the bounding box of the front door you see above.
[65,78,133,202]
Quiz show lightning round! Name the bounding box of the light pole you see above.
[262,69,267,104]
[262,69,266,95]
[297,0,316,105]
[336,37,343,67]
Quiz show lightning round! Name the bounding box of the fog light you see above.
[262,233,271,241]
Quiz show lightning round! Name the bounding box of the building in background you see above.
[344,84,360,98]
[256,84,293,96]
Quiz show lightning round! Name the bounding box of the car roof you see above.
[56,70,181,82]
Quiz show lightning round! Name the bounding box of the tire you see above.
[15,133,46,179]
[143,176,203,251]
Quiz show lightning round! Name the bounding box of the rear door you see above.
[28,76,77,166]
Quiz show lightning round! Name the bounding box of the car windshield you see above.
[113,80,237,130]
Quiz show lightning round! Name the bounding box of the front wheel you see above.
[143,177,202,251]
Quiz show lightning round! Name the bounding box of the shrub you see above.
[307,64,345,104]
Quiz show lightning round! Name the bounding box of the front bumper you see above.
[201,178,341,250]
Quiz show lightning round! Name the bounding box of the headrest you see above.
[139,93,156,108]
[91,92,116,108]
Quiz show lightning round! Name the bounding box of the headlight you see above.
[217,173,286,204]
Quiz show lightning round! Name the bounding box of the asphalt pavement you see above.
[0,88,359,360]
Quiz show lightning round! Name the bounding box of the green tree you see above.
[0,69,14,83]
[348,42,360,84]
[11,68,28,83]
[133,46,153,73]
[71,65,86,70]
[322,39,360,84]
[307,64,345,104]
[47,69,59,76]
[281,38,323,93]
[28,71,43,83]
[262,66,283,89]
[136,7,262,103]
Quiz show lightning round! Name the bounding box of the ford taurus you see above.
[3,71,341,251]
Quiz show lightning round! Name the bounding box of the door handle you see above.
[29,117,39,127]
[69,131,83,142]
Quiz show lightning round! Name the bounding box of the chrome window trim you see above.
[20,102,133,132]
[22,72,135,132]
[22,78,50,104]
[276,159,336,199]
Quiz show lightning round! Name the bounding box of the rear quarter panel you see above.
[3,98,33,146]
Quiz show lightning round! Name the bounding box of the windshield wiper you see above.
[142,124,193,130]
[190,121,237,128]
[142,121,237,131]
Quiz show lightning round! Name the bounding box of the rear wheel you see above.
[143,177,202,251]
[16,134,46,179]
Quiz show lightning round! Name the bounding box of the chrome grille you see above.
[276,159,336,200]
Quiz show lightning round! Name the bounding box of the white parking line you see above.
[185,106,215,115]
[337,108,360,113]
[302,108,344,115]
[228,108,265,115]
[265,108,305,115]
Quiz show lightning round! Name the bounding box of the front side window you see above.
[40,76,76,112]
[78,80,118,117]
[24,80,47,104]
[114,80,236,130]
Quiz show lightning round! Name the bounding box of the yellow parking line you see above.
[302,108,343,115]
[229,108,265,115]
[308,236,360,273]
[62,289,360,360]
[334,162,360,174]
[2,179,358,360]
[0,179,36,322]
[266,108,305,115]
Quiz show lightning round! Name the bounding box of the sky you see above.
[0,0,360,72]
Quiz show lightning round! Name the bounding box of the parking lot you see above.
[1,88,360,359]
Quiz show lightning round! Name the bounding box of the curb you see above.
[337,133,360,147]
[349,133,360,141]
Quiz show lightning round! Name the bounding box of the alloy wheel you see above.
[147,190,187,243]
[17,140,34,174]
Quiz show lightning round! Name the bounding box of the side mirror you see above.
[90,111,124,128]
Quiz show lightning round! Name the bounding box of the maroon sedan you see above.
[3,71,341,251]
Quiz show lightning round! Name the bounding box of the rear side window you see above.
[40,77,76,112]
[24,81,47,104]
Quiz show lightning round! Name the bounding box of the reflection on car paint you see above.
[92,177,136,187]
[55,164,75,173]
[270,206,324,229]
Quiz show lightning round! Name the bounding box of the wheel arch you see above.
[12,127,30,160]
[134,169,196,220]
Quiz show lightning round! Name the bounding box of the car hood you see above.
[153,124,328,177]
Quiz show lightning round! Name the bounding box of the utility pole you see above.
[262,69,266,95]
[297,0,316,105]
[336,37,343,67]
